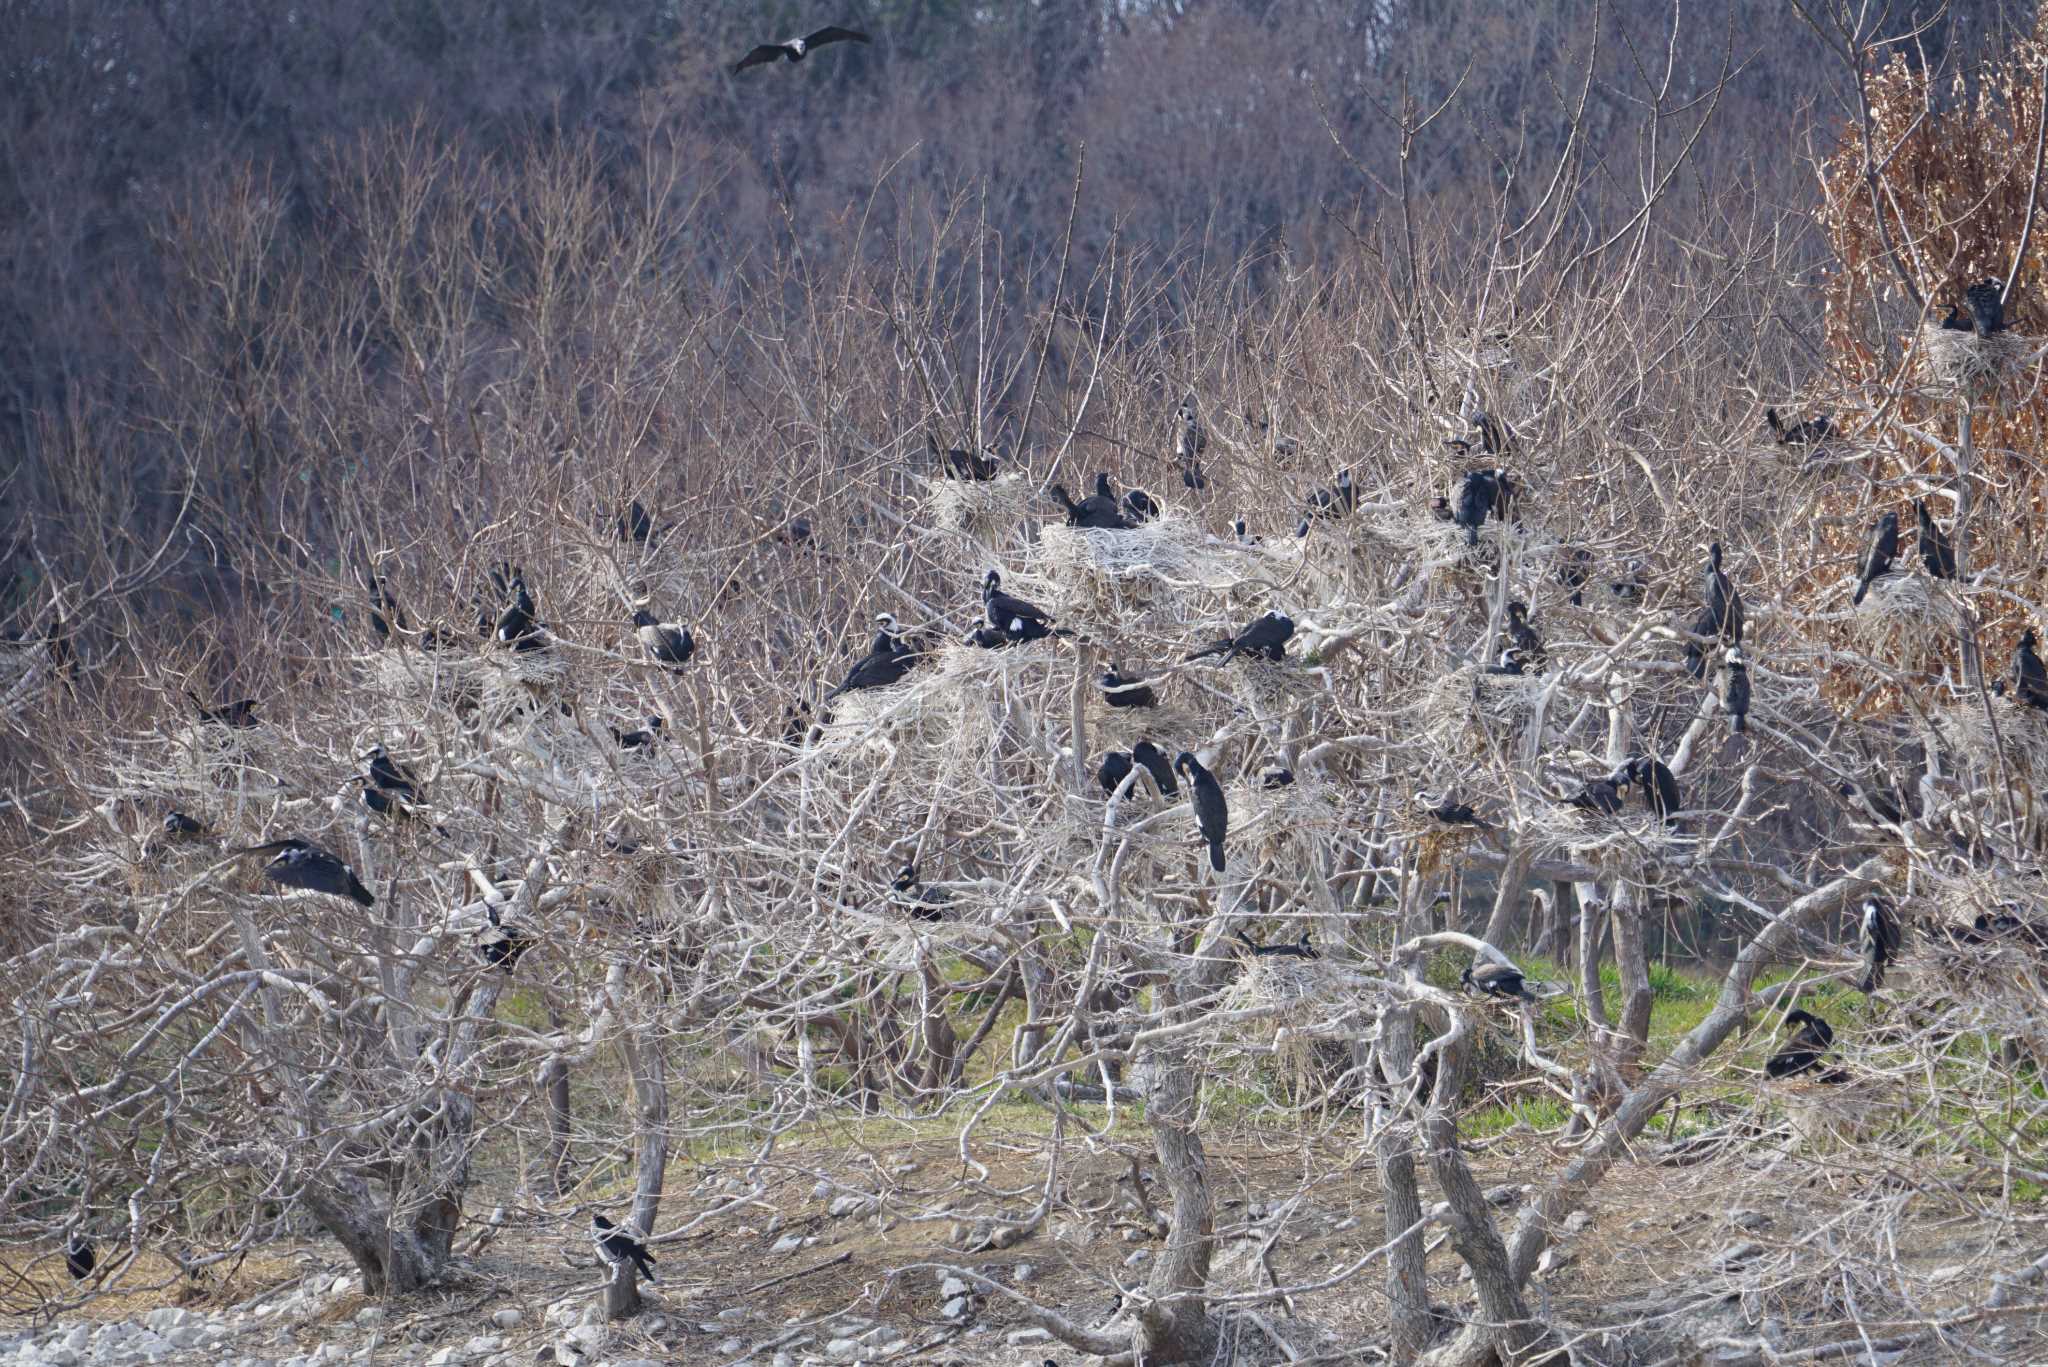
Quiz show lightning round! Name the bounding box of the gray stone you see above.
[942,1296,970,1320]
[40,1349,81,1367]
[460,1336,502,1357]
[939,1275,969,1298]
[1011,1263,1035,1282]
[717,1342,744,1356]
[824,1339,862,1360]
[165,1325,208,1349]
[610,1360,663,1367]
[1122,1249,1151,1267]
[1563,1210,1593,1235]
[825,1195,867,1218]
[356,1308,384,1326]
[1006,1328,1052,1345]
[490,1309,522,1331]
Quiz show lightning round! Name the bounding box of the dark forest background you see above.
[0,0,2029,631]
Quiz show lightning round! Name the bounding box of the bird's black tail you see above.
[1731,714,1746,734]
[634,1250,657,1283]
[1858,956,1882,994]
[1207,839,1226,874]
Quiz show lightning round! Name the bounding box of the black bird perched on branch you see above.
[617,499,657,546]
[1720,647,1751,733]
[611,716,665,749]
[983,571,1057,643]
[364,744,420,802]
[1765,408,1833,446]
[1100,667,1157,709]
[1176,753,1229,873]
[476,904,535,971]
[1304,469,1356,521]
[1132,741,1177,798]
[1175,395,1205,464]
[65,1233,95,1280]
[1186,610,1294,665]
[163,810,206,839]
[892,863,952,922]
[1916,500,1956,580]
[1471,411,1515,456]
[1461,961,1536,1002]
[1452,469,1501,546]
[1964,278,2007,337]
[1236,929,1319,960]
[589,1214,657,1283]
[928,431,996,481]
[1425,795,1487,826]
[236,839,374,907]
[1851,510,1899,605]
[361,557,406,643]
[1098,751,1136,797]
[2014,628,2048,709]
[1700,542,1744,643]
[965,626,1010,649]
[632,608,695,670]
[1858,898,1901,994]
[1765,1009,1846,1081]
[824,614,917,700]
[188,692,258,729]
[1621,756,1682,826]
[1124,488,1160,524]
[1504,601,1545,671]
[732,24,869,72]
[1483,647,1526,676]
[492,566,544,651]
[1048,481,1132,530]
[1564,776,1625,815]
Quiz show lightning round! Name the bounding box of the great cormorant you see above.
[1132,741,1177,798]
[983,571,1057,643]
[1176,753,1229,872]
[188,693,258,729]
[1258,763,1294,789]
[1453,469,1499,546]
[1236,929,1319,960]
[824,615,917,700]
[1098,751,1136,797]
[361,557,406,642]
[64,1234,94,1280]
[1564,776,1625,815]
[235,839,374,907]
[1461,961,1535,1002]
[1852,511,1899,605]
[1624,756,1681,826]
[1858,897,1901,993]
[1765,1009,1845,1081]
[589,1213,658,1283]
[1483,648,1526,676]
[1426,795,1487,826]
[632,608,695,670]
[1504,601,1545,671]
[163,810,206,839]
[892,863,952,922]
[1765,409,1832,446]
[492,567,544,651]
[732,25,869,72]
[1915,500,1955,579]
[611,716,665,749]
[1720,647,1751,733]
[1185,610,1293,665]
[928,431,997,481]
[1101,668,1157,708]
[1965,278,2006,337]
[1124,488,1160,524]
[618,500,656,545]
[1701,543,1744,643]
[2014,628,2048,709]
[1048,482,1132,531]
[477,904,535,971]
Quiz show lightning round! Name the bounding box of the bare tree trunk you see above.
[1133,1044,1218,1366]
[605,968,667,1322]
[539,1001,572,1196]
[1608,883,1654,1083]
[1375,1005,1433,1362]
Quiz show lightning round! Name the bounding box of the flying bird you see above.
[1185,610,1293,665]
[1100,668,1157,709]
[236,839,374,907]
[589,1213,658,1283]
[1915,500,1955,579]
[732,25,870,73]
[1857,897,1901,994]
[1176,752,1230,873]
[632,608,695,670]
[1720,647,1751,733]
[1851,511,1899,605]
[1461,961,1536,1002]
[188,692,258,729]
[1964,278,2006,338]
[476,904,535,971]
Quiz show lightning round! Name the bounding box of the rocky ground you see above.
[4,1131,2043,1366]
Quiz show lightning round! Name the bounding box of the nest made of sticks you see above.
[1779,1075,1891,1152]
[1931,694,2048,778]
[1848,570,1957,663]
[1221,951,1353,1036]
[1916,322,2041,402]
[927,472,1036,542]
[1029,511,1245,627]
[1418,665,1544,757]
[1222,657,1324,729]
[361,647,486,713]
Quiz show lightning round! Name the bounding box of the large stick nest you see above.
[1847,570,1957,664]
[1915,322,2042,402]
[1028,511,1248,627]
[1418,665,1544,757]
[1930,694,2048,778]
[926,472,1036,542]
